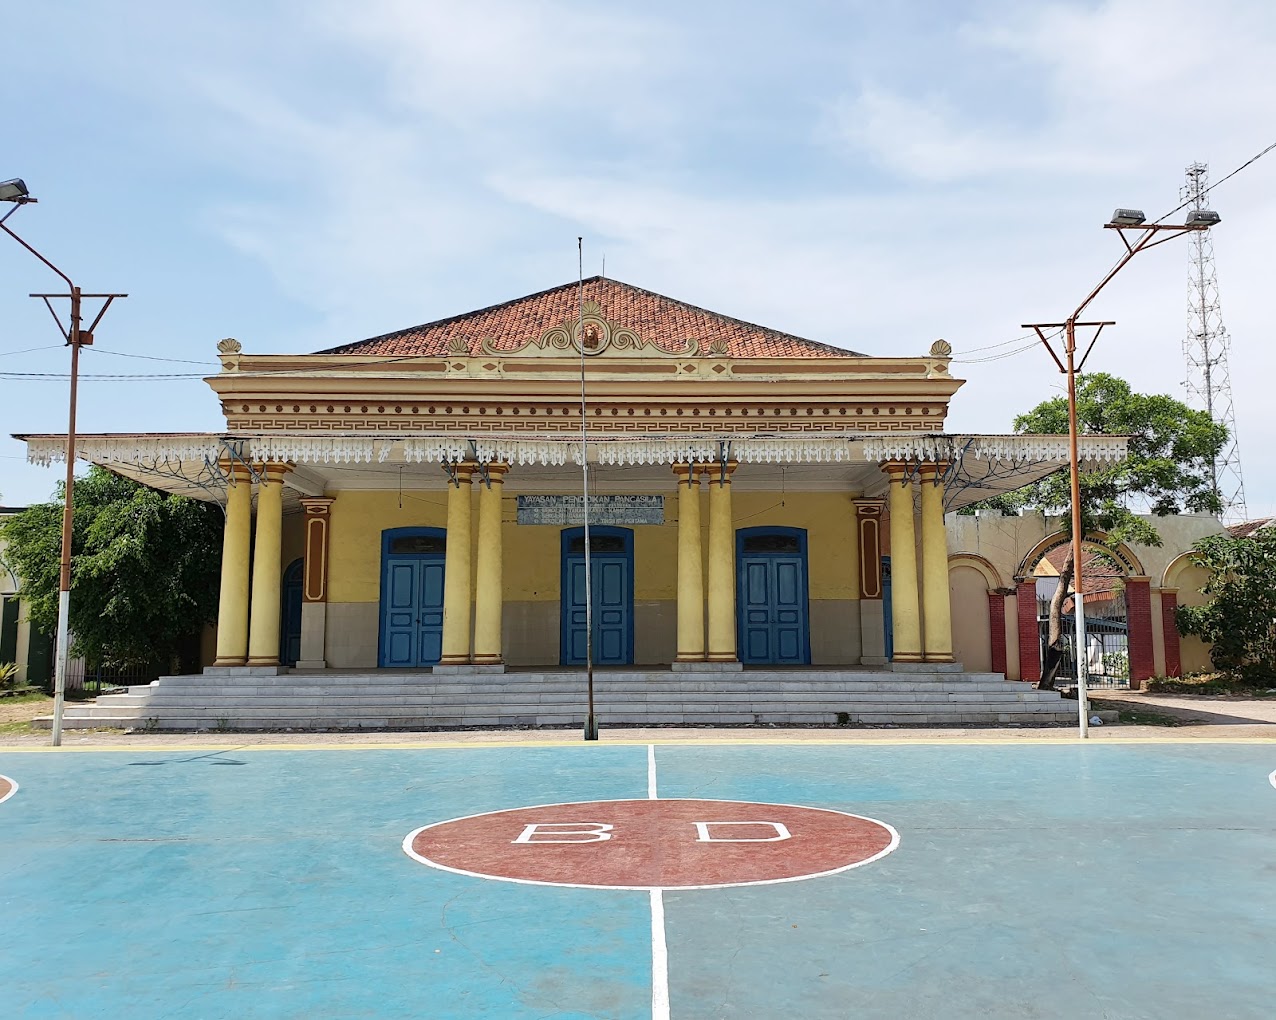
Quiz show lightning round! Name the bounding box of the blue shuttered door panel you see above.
[595,559,628,663]
[562,552,633,666]
[742,560,773,662]
[417,561,446,665]
[380,557,446,667]
[566,560,590,663]
[737,551,809,665]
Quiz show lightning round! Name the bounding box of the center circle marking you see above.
[403,798,898,890]
[0,775,16,805]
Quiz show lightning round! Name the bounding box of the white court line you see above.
[1269,769,1275,790]
[0,775,17,804]
[648,744,670,1020]
[650,886,670,1020]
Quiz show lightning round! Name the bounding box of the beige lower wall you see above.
[810,600,861,664]
[326,602,380,668]
[949,567,992,672]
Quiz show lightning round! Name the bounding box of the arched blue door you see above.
[561,527,633,666]
[280,558,304,667]
[379,528,447,668]
[737,527,811,665]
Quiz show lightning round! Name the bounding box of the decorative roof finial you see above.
[929,339,952,358]
[217,337,242,355]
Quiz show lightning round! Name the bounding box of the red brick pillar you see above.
[1160,588,1182,679]
[988,592,1008,675]
[1016,580,1040,683]
[1126,576,1155,687]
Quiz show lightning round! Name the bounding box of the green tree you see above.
[0,468,223,670]
[1177,529,1276,685]
[975,373,1227,688]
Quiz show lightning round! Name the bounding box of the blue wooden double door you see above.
[561,527,634,666]
[737,527,811,665]
[379,528,447,667]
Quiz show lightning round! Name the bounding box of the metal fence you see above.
[1038,592,1130,689]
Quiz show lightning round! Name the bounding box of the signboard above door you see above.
[517,495,665,526]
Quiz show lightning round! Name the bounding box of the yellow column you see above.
[674,463,705,662]
[920,463,955,663]
[247,463,288,666]
[439,462,475,665]
[705,460,738,662]
[214,463,253,665]
[885,464,923,663]
[472,463,508,665]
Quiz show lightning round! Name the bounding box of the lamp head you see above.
[1109,208,1146,226]
[1185,209,1221,227]
[0,178,31,203]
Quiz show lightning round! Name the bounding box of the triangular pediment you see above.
[315,278,864,360]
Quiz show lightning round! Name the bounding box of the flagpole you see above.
[579,238,598,741]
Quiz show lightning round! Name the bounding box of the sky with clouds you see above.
[2,0,1274,514]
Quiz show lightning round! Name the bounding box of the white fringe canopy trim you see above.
[25,433,1129,469]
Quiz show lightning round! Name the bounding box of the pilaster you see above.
[297,496,334,669]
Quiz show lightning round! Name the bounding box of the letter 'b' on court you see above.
[512,822,614,844]
[694,821,792,842]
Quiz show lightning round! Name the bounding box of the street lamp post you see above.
[1,180,125,746]
[1025,208,1217,739]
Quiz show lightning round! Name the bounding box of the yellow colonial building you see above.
[19,278,1134,728]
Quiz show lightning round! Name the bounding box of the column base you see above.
[890,653,925,664]
[437,654,471,666]
[212,656,246,667]
[470,654,505,666]
[923,654,956,664]
[432,664,507,674]
[891,661,965,674]
[672,660,743,672]
[246,656,281,667]
[204,665,285,676]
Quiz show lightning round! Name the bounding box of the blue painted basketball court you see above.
[1,739,1273,1018]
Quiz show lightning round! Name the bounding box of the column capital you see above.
[482,461,510,483]
[699,459,738,485]
[881,460,912,480]
[672,462,701,484]
[443,460,477,486]
[219,458,254,485]
[1159,586,1179,596]
[1126,575,1152,584]
[256,461,291,485]
[918,461,949,482]
[299,496,335,517]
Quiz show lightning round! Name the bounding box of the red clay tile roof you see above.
[316,277,865,358]
[1227,517,1275,538]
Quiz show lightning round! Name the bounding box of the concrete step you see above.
[30,667,1102,731]
[35,709,1106,730]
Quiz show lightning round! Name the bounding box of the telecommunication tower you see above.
[1182,161,1246,520]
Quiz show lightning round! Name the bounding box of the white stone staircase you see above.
[33,668,1103,731]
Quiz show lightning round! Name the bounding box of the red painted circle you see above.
[0,776,14,804]
[404,799,897,889]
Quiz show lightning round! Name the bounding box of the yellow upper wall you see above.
[326,488,860,604]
